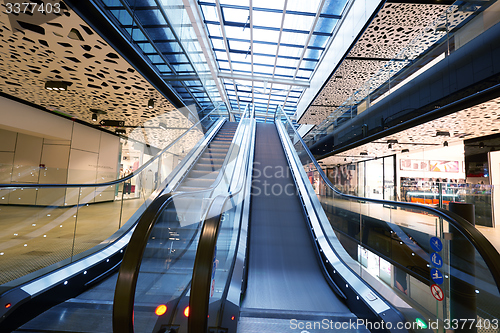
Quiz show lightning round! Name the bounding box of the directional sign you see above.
[431,284,444,301]
[430,237,443,252]
[431,268,444,285]
[430,252,443,268]
[99,119,125,127]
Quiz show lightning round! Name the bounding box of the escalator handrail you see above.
[113,191,174,333]
[275,106,500,293]
[0,105,221,189]
[188,113,255,333]
[189,195,229,333]
[113,108,253,333]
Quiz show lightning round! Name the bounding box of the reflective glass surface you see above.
[128,107,254,332]
[99,0,222,111]
[276,106,500,331]
[0,110,217,288]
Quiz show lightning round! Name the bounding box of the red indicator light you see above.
[184,306,190,317]
[5,303,11,308]
[231,315,235,320]
[155,304,167,316]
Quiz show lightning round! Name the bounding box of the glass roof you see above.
[199,0,348,122]
[98,0,223,113]
[96,0,349,122]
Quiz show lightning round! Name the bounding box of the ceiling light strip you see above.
[183,0,231,111]
[281,0,326,114]
[215,0,243,113]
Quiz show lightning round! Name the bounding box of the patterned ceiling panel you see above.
[319,97,500,166]
[299,2,475,126]
[349,3,447,59]
[0,2,196,149]
[302,59,383,125]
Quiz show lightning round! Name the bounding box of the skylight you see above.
[199,0,348,122]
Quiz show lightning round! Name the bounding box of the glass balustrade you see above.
[277,106,500,332]
[115,106,254,332]
[0,109,219,290]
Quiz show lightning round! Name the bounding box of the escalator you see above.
[9,122,240,333]
[0,105,240,332]
[238,123,357,331]
[114,111,406,333]
[177,123,237,192]
[183,108,500,333]
[13,102,500,333]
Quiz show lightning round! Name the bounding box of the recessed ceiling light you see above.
[45,81,69,91]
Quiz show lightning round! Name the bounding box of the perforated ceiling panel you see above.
[0,1,198,149]
[319,96,500,166]
[299,2,462,125]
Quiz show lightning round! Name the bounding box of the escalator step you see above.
[201,152,227,159]
[181,178,214,187]
[198,157,225,164]
[177,185,208,191]
[193,165,223,172]
[186,170,219,179]
[206,148,228,153]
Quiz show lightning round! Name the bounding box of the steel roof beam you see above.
[217,72,310,87]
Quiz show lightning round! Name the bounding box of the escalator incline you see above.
[239,123,360,332]
[12,122,239,333]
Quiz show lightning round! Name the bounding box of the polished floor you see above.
[0,195,145,286]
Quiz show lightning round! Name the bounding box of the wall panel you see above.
[0,129,17,152]
[12,133,43,183]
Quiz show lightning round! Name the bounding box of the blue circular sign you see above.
[430,237,443,252]
[430,252,443,268]
[431,268,444,285]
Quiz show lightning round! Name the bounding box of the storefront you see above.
[357,156,396,201]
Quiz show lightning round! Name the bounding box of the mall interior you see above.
[1,0,500,332]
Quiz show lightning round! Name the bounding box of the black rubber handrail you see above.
[189,195,228,333]
[112,169,236,332]
[276,107,500,293]
[188,111,255,333]
[0,106,220,189]
[113,192,174,333]
[112,106,253,333]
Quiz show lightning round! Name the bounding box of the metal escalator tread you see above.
[177,122,237,192]
[241,123,351,316]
